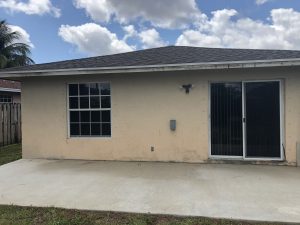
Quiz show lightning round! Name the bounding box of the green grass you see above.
[0,144,21,166]
[0,145,287,225]
[0,205,286,225]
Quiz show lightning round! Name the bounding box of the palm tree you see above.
[0,20,34,69]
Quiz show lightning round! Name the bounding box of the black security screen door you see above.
[210,81,281,159]
[211,83,243,156]
[244,81,281,158]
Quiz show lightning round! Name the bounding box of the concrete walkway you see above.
[0,159,299,223]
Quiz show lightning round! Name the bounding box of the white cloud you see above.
[0,0,61,17]
[176,30,221,47]
[58,23,134,56]
[74,0,111,22]
[8,25,34,48]
[176,8,300,50]
[74,0,203,29]
[122,25,167,49]
[138,28,167,48]
[123,25,137,41]
[255,0,270,5]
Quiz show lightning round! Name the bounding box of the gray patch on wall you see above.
[297,143,300,167]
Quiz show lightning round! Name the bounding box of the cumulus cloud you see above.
[8,25,34,48]
[255,0,270,5]
[58,23,134,56]
[176,8,300,50]
[74,0,203,29]
[74,0,111,22]
[122,25,167,49]
[0,0,60,17]
[123,25,137,41]
[176,30,221,47]
[138,28,167,48]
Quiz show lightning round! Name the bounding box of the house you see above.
[0,46,300,165]
[0,79,21,103]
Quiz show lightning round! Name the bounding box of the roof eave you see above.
[0,87,21,93]
[1,58,300,78]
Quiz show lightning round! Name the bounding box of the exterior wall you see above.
[21,67,300,165]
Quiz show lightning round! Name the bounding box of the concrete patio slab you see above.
[0,159,299,223]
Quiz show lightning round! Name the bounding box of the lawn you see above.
[0,205,286,225]
[0,145,286,225]
[0,144,22,166]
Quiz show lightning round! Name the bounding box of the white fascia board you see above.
[1,58,300,78]
[0,87,21,93]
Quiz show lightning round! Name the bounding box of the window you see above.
[68,83,111,137]
[0,95,12,103]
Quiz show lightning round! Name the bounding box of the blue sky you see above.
[1,0,300,64]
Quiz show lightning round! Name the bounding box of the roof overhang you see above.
[1,58,300,79]
[0,87,21,93]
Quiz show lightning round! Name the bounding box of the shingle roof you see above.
[0,79,21,89]
[2,46,300,72]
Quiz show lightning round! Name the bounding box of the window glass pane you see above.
[80,111,90,122]
[90,83,100,95]
[79,84,89,95]
[91,111,101,122]
[101,123,111,136]
[81,123,90,135]
[90,96,100,108]
[0,95,11,103]
[91,123,101,136]
[70,111,80,123]
[69,97,79,109]
[68,82,111,137]
[101,96,111,108]
[70,123,80,136]
[80,97,89,109]
[69,84,78,96]
[101,83,110,95]
[101,110,111,122]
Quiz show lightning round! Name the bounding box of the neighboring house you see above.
[0,80,21,103]
[0,46,300,165]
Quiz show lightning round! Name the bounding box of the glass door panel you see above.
[244,81,281,158]
[211,83,243,156]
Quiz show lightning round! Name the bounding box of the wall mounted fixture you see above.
[181,84,193,94]
[170,120,176,131]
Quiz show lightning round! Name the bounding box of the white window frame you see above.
[67,82,112,139]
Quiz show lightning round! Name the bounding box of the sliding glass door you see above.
[210,83,243,157]
[210,80,282,160]
[244,81,281,158]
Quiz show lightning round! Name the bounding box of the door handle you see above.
[243,118,246,123]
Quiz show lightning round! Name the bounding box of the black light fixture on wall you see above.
[181,84,193,94]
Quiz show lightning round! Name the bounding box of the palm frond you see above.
[0,20,34,68]
[3,43,32,55]
[0,54,8,69]
[6,54,34,67]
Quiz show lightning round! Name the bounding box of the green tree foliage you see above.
[0,20,34,69]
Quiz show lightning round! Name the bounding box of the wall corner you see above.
[297,142,300,167]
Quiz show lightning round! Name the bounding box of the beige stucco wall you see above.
[21,66,300,165]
